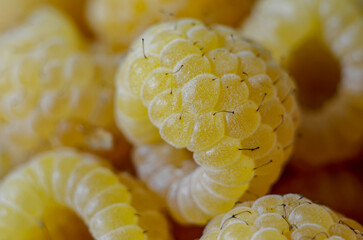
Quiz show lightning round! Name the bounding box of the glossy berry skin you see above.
[0,7,117,177]
[0,148,171,240]
[116,18,299,224]
[241,0,363,165]
[201,194,363,240]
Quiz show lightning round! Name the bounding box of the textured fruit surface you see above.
[0,148,146,240]
[200,193,363,240]
[272,162,363,224]
[86,0,256,49]
[118,173,172,240]
[117,18,299,224]
[241,0,363,165]
[0,7,120,177]
[0,0,90,35]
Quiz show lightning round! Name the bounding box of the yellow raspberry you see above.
[0,7,118,177]
[86,0,256,49]
[0,148,139,239]
[116,19,299,224]
[0,148,171,240]
[0,0,89,35]
[241,0,363,165]
[272,165,363,224]
[200,194,363,240]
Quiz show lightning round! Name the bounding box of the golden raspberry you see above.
[272,164,363,224]
[0,7,118,177]
[86,0,256,49]
[201,194,363,240]
[241,0,363,165]
[116,19,299,224]
[0,148,171,240]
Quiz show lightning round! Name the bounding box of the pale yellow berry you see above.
[0,149,171,240]
[241,0,363,165]
[0,149,141,239]
[0,8,122,177]
[123,19,299,224]
[201,194,363,240]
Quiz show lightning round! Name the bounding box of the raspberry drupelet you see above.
[0,148,171,240]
